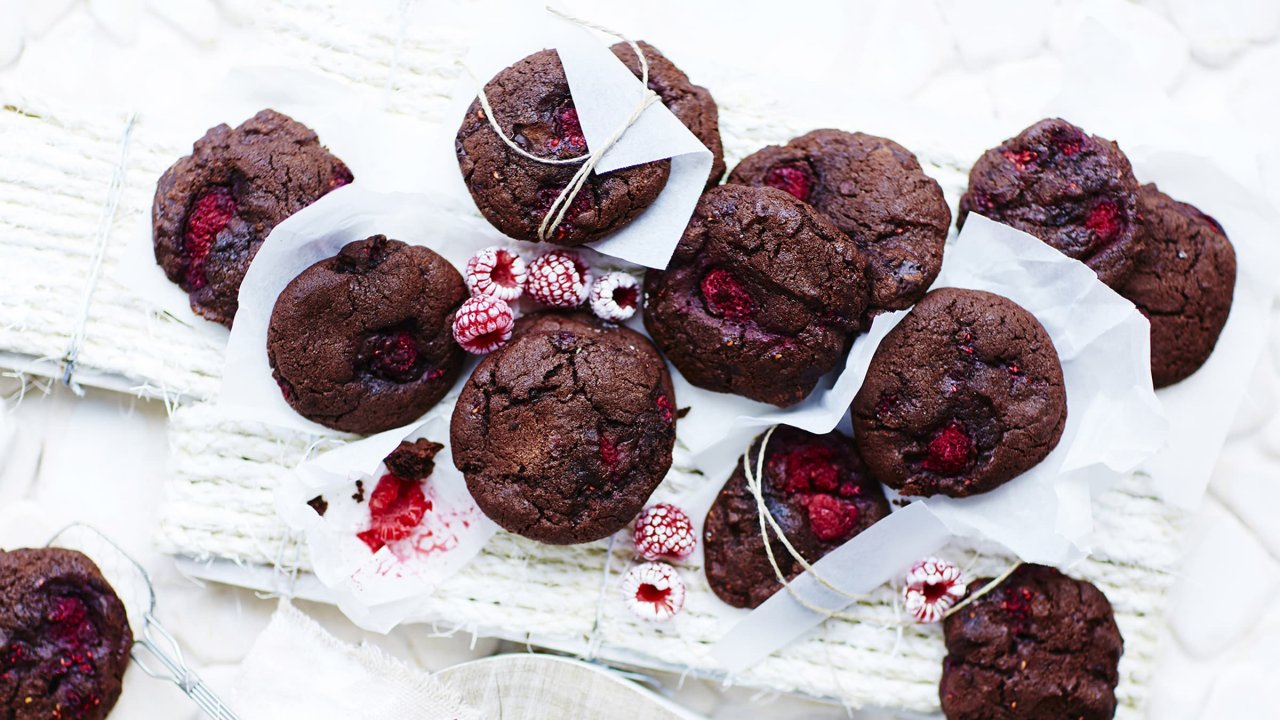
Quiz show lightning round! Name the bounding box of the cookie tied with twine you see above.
[455,11,671,247]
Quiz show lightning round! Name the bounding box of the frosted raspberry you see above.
[452,295,515,354]
[527,250,592,308]
[589,271,640,322]
[633,503,696,562]
[465,246,528,302]
[622,562,686,622]
[903,556,967,624]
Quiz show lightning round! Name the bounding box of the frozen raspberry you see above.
[923,421,974,475]
[527,250,592,308]
[765,163,814,202]
[356,473,431,553]
[452,295,515,354]
[365,330,421,382]
[633,503,696,562]
[805,494,859,542]
[589,271,641,322]
[466,246,528,302]
[1085,200,1122,241]
[183,186,236,290]
[621,562,686,622]
[700,268,754,321]
[903,556,966,623]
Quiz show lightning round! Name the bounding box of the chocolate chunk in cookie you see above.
[0,548,133,720]
[703,427,890,609]
[729,130,951,312]
[267,236,467,434]
[643,184,870,407]
[451,312,676,544]
[610,40,725,189]
[456,49,670,246]
[1116,184,1236,388]
[940,564,1123,720]
[851,288,1067,497]
[958,118,1142,287]
[153,109,352,327]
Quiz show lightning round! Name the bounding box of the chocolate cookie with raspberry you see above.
[958,118,1142,287]
[1116,185,1236,388]
[456,49,670,246]
[0,548,133,720]
[703,427,890,609]
[940,564,1123,720]
[851,288,1067,498]
[153,109,352,327]
[643,184,870,407]
[610,40,725,189]
[267,236,467,434]
[451,312,676,544]
[728,130,951,312]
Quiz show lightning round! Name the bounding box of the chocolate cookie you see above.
[1116,185,1236,388]
[0,548,133,720]
[451,312,676,544]
[851,288,1067,497]
[940,564,1123,720]
[456,49,670,246]
[610,40,725,189]
[643,184,870,407]
[728,130,951,312]
[267,236,467,434]
[703,427,890,609]
[958,118,1142,287]
[153,109,353,327]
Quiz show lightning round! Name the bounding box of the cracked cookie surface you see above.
[643,184,870,407]
[153,109,352,327]
[450,312,676,544]
[940,564,1122,720]
[1116,184,1236,388]
[702,427,890,609]
[455,49,670,246]
[267,236,467,434]
[728,129,950,312]
[958,118,1141,287]
[851,288,1066,497]
[0,548,133,720]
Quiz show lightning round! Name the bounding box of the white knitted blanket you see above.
[0,1,1186,715]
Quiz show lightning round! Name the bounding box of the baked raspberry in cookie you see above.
[451,312,676,544]
[0,548,133,720]
[958,118,1142,287]
[940,564,1123,720]
[850,288,1067,498]
[267,236,467,434]
[455,49,670,246]
[1116,184,1236,388]
[153,109,352,327]
[610,40,726,188]
[644,184,870,407]
[702,427,890,609]
[729,129,951,312]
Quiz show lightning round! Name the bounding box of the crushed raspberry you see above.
[999,586,1036,622]
[1002,149,1038,171]
[357,473,431,553]
[364,330,422,382]
[655,394,674,425]
[805,494,859,542]
[534,186,594,241]
[599,435,620,469]
[547,103,588,156]
[923,421,974,475]
[764,163,814,201]
[773,444,840,494]
[527,250,592,308]
[1007,361,1021,376]
[182,186,236,290]
[633,503,696,562]
[700,268,754,321]
[1195,210,1226,235]
[466,246,528,302]
[875,393,898,418]
[903,557,967,623]
[330,163,354,189]
[621,562,686,622]
[452,295,515,354]
[589,271,641,322]
[1049,126,1085,156]
[1085,200,1122,241]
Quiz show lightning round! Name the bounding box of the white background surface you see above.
[2,0,1280,717]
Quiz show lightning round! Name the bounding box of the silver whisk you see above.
[46,523,239,720]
